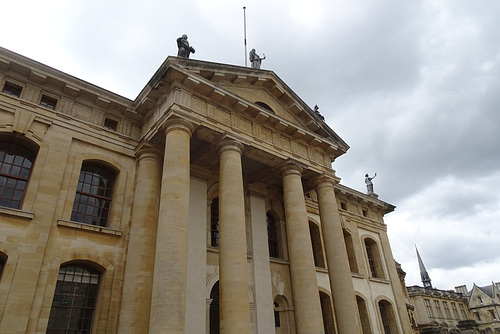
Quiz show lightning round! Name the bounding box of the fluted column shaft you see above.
[119,146,162,334]
[149,120,193,334]
[314,176,361,334]
[218,140,251,334]
[281,163,324,334]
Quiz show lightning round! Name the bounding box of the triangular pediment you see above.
[136,57,349,159]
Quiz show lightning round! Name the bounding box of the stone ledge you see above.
[368,277,391,284]
[0,206,35,220]
[57,219,122,237]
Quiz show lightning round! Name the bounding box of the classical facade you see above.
[0,46,411,333]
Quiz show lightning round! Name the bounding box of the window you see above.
[340,202,347,210]
[46,264,100,333]
[478,296,484,304]
[210,198,219,247]
[424,299,434,317]
[459,303,467,319]
[2,81,22,97]
[490,310,497,321]
[0,253,6,279]
[39,95,57,110]
[103,118,118,131]
[0,139,37,209]
[71,163,115,227]
[309,222,325,268]
[443,301,451,319]
[434,300,443,318]
[379,301,392,334]
[476,312,482,322]
[451,302,459,319]
[362,209,368,217]
[365,238,384,278]
[274,302,280,327]
[343,229,358,273]
[267,212,279,258]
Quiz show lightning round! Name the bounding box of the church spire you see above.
[415,245,432,288]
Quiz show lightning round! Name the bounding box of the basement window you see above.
[103,118,118,131]
[39,95,57,110]
[2,81,22,98]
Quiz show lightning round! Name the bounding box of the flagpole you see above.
[243,6,247,67]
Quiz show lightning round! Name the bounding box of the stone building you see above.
[0,46,412,333]
[407,285,470,333]
[456,283,500,333]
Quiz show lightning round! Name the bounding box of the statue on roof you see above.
[177,34,195,59]
[365,173,377,194]
[249,49,265,69]
[313,105,325,120]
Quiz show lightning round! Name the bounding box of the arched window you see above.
[0,252,6,279]
[255,101,274,113]
[319,291,335,334]
[47,264,100,333]
[365,238,384,278]
[356,295,373,334]
[344,229,358,273]
[210,198,219,247]
[378,300,398,334]
[309,222,325,268]
[71,163,116,227]
[0,138,37,209]
[267,212,279,258]
[209,281,219,334]
[274,295,290,334]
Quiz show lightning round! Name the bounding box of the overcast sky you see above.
[2,0,499,290]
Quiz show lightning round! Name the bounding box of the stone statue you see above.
[249,49,265,69]
[176,34,195,59]
[365,173,377,194]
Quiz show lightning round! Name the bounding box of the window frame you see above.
[0,139,37,209]
[71,163,116,227]
[46,264,101,334]
[39,94,58,110]
[1,81,23,98]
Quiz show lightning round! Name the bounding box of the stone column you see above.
[218,139,251,334]
[313,175,362,334]
[149,119,193,334]
[280,162,324,334]
[118,144,162,334]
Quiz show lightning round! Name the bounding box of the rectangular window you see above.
[459,304,467,319]
[39,95,57,110]
[103,118,118,131]
[451,302,459,319]
[2,81,22,97]
[424,299,434,318]
[490,310,497,321]
[443,301,451,319]
[476,312,482,322]
[434,300,443,318]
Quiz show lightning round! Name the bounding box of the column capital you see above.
[278,161,303,178]
[217,139,243,155]
[310,173,340,190]
[163,118,194,137]
[135,142,163,162]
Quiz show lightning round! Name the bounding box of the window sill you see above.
[0,206,35,220]
[57,219,122,237]
[368,277,390,284]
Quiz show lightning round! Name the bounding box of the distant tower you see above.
[415,245,432,288]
